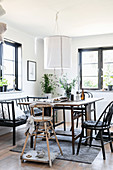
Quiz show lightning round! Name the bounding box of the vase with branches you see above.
[59,74,77,100]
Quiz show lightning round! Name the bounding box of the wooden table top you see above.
[18,97,103,107]
[54,97,104,106]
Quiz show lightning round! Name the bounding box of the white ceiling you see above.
[0,0,113,38]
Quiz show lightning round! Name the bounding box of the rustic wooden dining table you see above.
[52,98,103,154]
[18,97,103,155]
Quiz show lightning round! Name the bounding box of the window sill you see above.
[89,89,113,93]
[0,90,22,94]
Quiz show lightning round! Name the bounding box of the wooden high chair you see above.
[20,103,63,167]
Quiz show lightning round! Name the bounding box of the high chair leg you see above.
[50,121,63,155]
[20,132,29,159]
[44,122,52,167]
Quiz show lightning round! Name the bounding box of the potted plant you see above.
[103,67,113,91]
[40,74,58,98]
[0,79,3,92]
[2,78,8,92]
[59,74,77,100]
[0,77,8,92]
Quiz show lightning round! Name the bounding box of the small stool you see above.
[20,104,63,167]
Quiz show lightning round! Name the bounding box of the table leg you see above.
[85,104,91,143]
[86,104,91,121]
[63,108,66,131]
[71,106,75,155]
[53,108,55,129]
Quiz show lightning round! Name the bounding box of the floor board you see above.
[0,123,113,170]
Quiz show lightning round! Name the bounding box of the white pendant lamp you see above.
[0,22,7,42]
[0,1,7,42]
[44,35,71,69]
[0,4,6,16]
[44,12,71,71]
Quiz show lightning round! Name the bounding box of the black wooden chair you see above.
[0,96,48,146]
[0,101,27,145]
[80,91,96,122]
[76,101,113,160]
[70,91,96,130]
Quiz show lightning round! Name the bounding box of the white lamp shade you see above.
[44,36,71,69]
[0,5,6,16]
[0,22,7,42]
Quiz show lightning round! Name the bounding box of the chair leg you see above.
[90,129,93,147]
[50,121,63,155]
[34,125,38,150]
[81,110,84,137]
[20,133,29,159]
[93,103,96,121]
[30,136,33,148]
[85,128,88,145]
[93,103,97,134]
[70,126,72,131]
[76,128,84,155]
[100,130,106,160]
[76,118,79,128]
[13,126,15,146]
[107,129,113,152]
[44,123,52,167]
[34,133,37,150]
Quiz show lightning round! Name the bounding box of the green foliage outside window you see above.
[83,80,98,88]
[103,65,113,86]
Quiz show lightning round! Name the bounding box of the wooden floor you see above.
[0,124,113,170]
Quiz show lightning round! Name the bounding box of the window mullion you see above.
[15,46,18,90]
[79,50,82,89]
[98,49,103,89]
[0,43,3,77]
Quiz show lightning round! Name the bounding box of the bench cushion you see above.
[0,105,26,120]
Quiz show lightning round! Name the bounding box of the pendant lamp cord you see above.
[60,37,63,75]
[55,11,60,35]
[55,11,63,75]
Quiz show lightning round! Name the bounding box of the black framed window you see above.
[79,47,113,90]
[0,39,22,91]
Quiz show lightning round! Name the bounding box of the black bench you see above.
[0,96,47,146]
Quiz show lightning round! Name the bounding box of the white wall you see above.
[37,33,113,122]
[0,27,39,135]
[0,26,39,100]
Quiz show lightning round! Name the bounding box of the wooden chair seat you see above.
[83,120,110,130]
[34,116,53,122]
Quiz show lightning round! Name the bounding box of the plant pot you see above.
[65,92,71,101]
[0,86,3,92]
[3,85,8,92]
[44,93,52,99]
[108,85,112,91]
